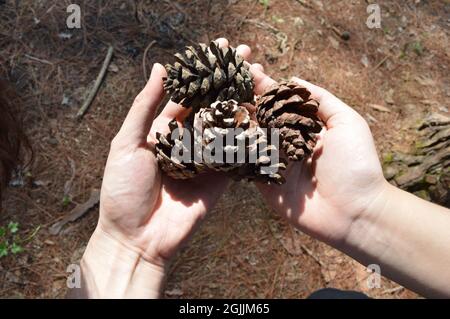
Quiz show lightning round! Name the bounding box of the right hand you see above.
[252,65,388,247]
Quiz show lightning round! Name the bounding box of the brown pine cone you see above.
[234,126,287,185]
[193,100,250,172]
[163,41,254,111]
[155,119,203,179]
[256,81,323,161]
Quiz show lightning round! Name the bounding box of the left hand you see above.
[79,39,251,298]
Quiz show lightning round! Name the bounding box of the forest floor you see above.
[0,0,449,298]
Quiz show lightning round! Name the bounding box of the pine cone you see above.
[163,41,254,110]
[193,100,251,172]
[234,126,287,185]
[256,81,323,161]
[192,100,286,184]
[155,119,203,179]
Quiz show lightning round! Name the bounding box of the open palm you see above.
[252,69,386,246]
[98,39,253,266]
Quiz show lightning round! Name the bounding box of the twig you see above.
[49,189,100,235]
[24,54,53,65]
[19,225,41,243]
[236,0,258,30]
[142,40,157,82]
[76,45,114,119]
[295,0,314,9]
[371,55,390,72]
[382,286,404,295]
[163,0,187,16]
[301,244,325,267]
[289,38,302,65]
[63,157,76,197]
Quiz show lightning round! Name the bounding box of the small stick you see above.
[24,54,53,65]
[371,55,390,72]
[301,244,325,267]
[382,286,404,295]
[49,189,100,235]
[76,45,114,119]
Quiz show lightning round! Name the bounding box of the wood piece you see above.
[49,189,100,235]
[76,46,114,119]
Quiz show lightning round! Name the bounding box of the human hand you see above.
[80,38,252,298]
[251,66,387,247]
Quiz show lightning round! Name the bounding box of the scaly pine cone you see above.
[256,81,323,161]
[155,119,203,179]
[163,41,254,111]
[193,100,251,172]
[234,126,287,185]
[194,100,286,184]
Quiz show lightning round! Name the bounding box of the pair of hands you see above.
[90,38,387,296]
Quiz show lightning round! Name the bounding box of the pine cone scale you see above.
[256,81,323,161]
[155,119,201,179]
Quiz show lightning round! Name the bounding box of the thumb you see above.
[116,63,166,144]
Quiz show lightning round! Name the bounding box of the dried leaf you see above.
[384,88,395,105]
[328,36,340,50]
[415,75,435,87]
[369,103,391,113]
[165,288,184,297]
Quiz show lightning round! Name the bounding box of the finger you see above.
[117,63,165,144]
[156,38,230,121]
[290,76,356,124]
[215,37,229,48]
[251,63,264,73]
[236,44,251,61]
[249,64,277,95]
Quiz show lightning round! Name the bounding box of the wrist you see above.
[340,179,397,262]
[339,180,450,297]
[75,227,166,299]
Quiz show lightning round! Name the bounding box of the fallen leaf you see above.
[313,0,324,10]
[421,99,439,107]
[361,54,369,68]
[415,75,435,86]
[365,113,379,124]
[384,88,395,104]
[369,103,391,113]
[328,36,340,50]
[165,288,184,297]
[108,63,119,73]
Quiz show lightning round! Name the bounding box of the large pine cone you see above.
[163,41,254,110]
[256,81,323,161]
[155,119,203,179]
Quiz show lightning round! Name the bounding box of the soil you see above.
[0,0,448,298]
